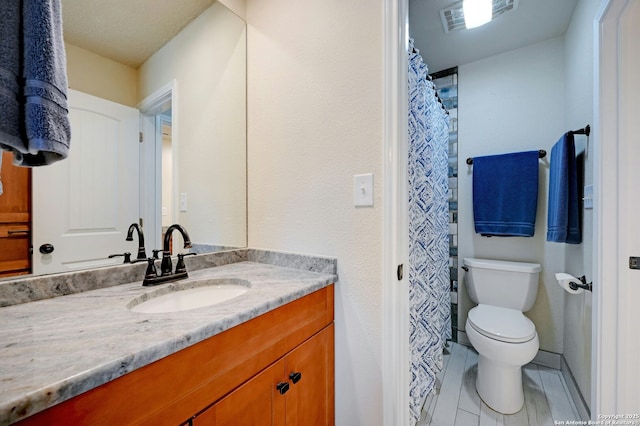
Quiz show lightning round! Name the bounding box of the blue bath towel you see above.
[473,151,539,237]
[547,133,581,244]
[0,0,71,166]
[0,1,23,152]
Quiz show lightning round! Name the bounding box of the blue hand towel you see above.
[0,1,23,151]
[473,151,539,237]
[0,0,71,166]
[547,133,581,244]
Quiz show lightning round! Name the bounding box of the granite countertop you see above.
[0,257,337,425]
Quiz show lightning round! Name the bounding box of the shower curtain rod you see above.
[466,150,547,165]
[410,47,449,115]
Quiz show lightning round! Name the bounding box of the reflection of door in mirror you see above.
[160,113,175,253]
[32,90,140,275]
[139,83,177,255]
[0,151,31,278]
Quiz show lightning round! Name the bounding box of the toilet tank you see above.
[464,258,541,312]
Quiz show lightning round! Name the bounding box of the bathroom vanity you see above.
[0,250,336,425]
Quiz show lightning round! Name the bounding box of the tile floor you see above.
[417,342,582,425]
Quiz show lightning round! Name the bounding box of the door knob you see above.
[39,243,55,254]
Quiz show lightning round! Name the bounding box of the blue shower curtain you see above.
[408,39,451,424]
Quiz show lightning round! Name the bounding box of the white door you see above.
[32,90,140,275]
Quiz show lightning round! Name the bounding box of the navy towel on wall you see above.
[547,132,581,244]
[473,151,539,237]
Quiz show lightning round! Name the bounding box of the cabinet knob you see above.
[289,372,302,384]
[276,381,290,395]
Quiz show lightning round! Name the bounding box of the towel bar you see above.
[570,124,590,136]
[466,149,546,166]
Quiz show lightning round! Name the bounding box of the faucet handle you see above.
[152,249,162,260]
[108,252,132,264]
[160,251,173,276]
[144,258,158,280]
[175,253,196,274]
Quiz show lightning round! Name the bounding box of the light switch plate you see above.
[583,184,593,209]
[180,193,188,212]
[354,173,374,207]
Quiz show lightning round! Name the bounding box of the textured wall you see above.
[138,2,247,249]
[245,0,384,424]
[458,37,568,354]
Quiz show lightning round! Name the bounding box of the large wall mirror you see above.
[1,1,246,278]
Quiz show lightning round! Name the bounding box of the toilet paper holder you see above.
[570,275,593,292]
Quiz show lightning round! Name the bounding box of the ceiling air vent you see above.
[440,0,519,33]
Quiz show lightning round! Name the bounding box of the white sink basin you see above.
[128,278,250,314]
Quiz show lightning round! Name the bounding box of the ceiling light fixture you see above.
[463,0,492,29]
[440,0,519,33]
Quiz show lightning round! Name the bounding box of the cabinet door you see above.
[0,150,31,278]
[285,324,334,426]
[193,360,286,426]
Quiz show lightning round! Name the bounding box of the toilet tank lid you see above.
[463,258,541,273]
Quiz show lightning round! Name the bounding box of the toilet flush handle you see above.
[462,266,468,272]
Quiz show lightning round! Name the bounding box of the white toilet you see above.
[463,258,541,414]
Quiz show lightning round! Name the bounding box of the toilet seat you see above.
[467,304,536,343]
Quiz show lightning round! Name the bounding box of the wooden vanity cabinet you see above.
[16,285,334,426]
[192,324,334,426]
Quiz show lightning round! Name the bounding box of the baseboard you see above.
[456,330,470,346]
[456,330,561,369]
[532,349,561,370]
[560,355,591,421]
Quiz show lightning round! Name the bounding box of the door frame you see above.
[592,0,640,414]
[382,0,410,424]
[383,0,638,422]
[138,80,179,253]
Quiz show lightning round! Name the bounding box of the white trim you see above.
[532,349,562,370]
[593,0,640,416]
[593,0,620,416]
[382,0,410,425]
[138,80,179,253]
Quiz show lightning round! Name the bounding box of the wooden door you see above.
[32,90,140,275]
[0,151,31,277]
[193,360,286,426]
[285,325,335,426]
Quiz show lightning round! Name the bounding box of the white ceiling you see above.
[61,0,215,68]
[409,0,579,73]
[62,0,578,72]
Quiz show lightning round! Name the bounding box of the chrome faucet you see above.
[142,224,195,286]
[126,223,147,261]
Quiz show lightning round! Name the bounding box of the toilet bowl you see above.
[462,258,541,415]
[465,304,539,414]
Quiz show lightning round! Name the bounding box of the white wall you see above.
[138,2,247,249]
[563,0,601,410]
[245,0,384,424]
[458,37,568,354]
